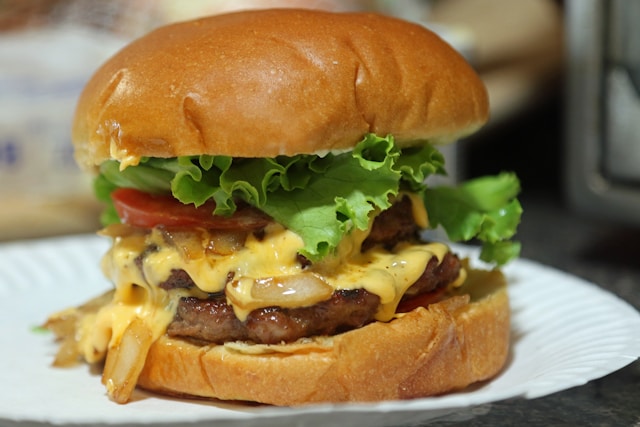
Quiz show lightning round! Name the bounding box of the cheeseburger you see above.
[45,9,522,405]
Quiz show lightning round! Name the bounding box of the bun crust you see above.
[137,268,509,405]
[73,8,489,170]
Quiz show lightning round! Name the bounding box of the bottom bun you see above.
[137,267,510,406]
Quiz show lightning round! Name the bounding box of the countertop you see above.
[419,191,640,426]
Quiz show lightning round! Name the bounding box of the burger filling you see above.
[91,194,464,350]
[154,197,462,345]
[45,134,522,403]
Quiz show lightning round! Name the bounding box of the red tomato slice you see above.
[111,188,271,230]
[396,286,448,313]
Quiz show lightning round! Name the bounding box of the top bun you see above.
[73,8,488,170]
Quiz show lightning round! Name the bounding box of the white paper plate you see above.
[1,234,639,427]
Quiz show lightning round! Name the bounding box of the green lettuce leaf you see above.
[95,134,521,265]
[424,172,522,265]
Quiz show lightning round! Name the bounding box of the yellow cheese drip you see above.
[322,241,449,321]
[79,232,175,363]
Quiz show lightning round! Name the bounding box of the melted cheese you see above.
[327,242,449,321]
[77,195,457,363]
[78,232,176,363]
[406,192,429,229]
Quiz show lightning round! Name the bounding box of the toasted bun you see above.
[73,8,488,170]
[137,268,509,405]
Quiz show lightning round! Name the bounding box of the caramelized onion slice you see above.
[102,318,153,404]
[43,291,114,367]
[251,274,333,308]
[160,228,247,259]
[98,223,147,238]
[227,273,334,311]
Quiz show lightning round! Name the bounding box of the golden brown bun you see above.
[73,8,489,170]
[137,267,509,406]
